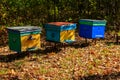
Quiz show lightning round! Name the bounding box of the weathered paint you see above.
[60,30,75,42]
[7,26,41,52]
[21,34,40,51]
[45,22,76,43]
[79,19,107,26]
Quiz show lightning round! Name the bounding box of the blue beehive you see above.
[44,22,77,43]
[79,19,107,39]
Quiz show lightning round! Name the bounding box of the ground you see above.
[0,33,120,80]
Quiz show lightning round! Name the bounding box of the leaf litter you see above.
[0,38,120,80]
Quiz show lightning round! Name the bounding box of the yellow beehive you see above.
[7,26,41,53]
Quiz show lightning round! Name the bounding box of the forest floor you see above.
[0,33,120,80]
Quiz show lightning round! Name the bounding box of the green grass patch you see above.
[0,68,8,75]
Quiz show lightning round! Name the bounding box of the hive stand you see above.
[115,33,120,44]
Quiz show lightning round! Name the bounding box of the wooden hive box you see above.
[44,22,77,43]
[79,19,107,39]
[7,26,41,53]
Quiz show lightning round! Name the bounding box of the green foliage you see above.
[0,26,8,45]
[0,0,120,30]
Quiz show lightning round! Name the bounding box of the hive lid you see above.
[47,22,74,26]
[7,26,41,32]
[79,19,107,26]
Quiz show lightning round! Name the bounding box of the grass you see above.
[0,68,8,75]
[118,31,120,36]
[14,61,24,68]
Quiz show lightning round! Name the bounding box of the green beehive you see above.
[7,26,41,53]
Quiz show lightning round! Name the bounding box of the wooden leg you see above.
[92,39,97,45]
[116,34,119,44]
[94,39,97,45]
[85,38,87,43]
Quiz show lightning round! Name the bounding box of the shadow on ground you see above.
[79,72,120,80]
[0,41,89,62]
[105,41,120,46]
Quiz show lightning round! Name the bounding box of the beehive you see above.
[45,22,77,43]
[7,26,41,53]
[79,19,106,39]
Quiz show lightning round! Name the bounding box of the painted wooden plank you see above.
[21,34,40,51]
[60,30,75,42]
